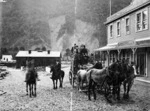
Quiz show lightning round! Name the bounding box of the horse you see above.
[77,62,103,92]
[25,61,37,97]
[113,60,137,100]
[77,69,87,91]
[123,62,137,99]
[50,65,65,89]
[86,62,120,101]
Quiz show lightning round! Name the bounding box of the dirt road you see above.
[0,65,150,111]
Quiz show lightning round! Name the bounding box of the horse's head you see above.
[126,62,137,76]
[50,65,55,73]
[107,61,122,80]
[93,61,103,69]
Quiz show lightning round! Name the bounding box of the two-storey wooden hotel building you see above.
[96,0,150,78]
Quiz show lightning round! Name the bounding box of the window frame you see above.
[125,16,130,35]
[109,23,113,39]
[117,20,121,37]
[136,8,148,32]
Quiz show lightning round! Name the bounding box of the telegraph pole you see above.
[109,0,112,16]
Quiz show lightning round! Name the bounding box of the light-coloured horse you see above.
[77,69,87,91]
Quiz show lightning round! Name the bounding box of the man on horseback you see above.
[24,59,40,82]
[55,61,61,72]
[51,61,61,79]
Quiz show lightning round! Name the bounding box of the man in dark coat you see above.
[55,61,61,72]
[24,60,40,82]
[80,45,88,64]
[50,61,61,79]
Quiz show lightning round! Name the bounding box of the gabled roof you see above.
[105,0,150,24]
[16,51,61,58]
[2,55,12,57]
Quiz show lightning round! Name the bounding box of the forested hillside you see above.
[1,0,132,54]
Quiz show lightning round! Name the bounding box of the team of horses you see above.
[77,60,137,102]
[25,59,136,103]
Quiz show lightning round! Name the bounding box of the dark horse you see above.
[26,61,37,97]
[110,60,137,100]
[86,62,120,101]
[118,60,136,99]
[50,66,65,89]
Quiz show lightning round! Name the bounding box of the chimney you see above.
[47,50,50,54]
[28,50,31,54]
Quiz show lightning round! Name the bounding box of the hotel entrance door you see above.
[137,52,146,76]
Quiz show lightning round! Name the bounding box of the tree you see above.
[65,48,71,61]
[14,47,19,52]
[1,48,8,54]
[20,46,25,51]
[42,46,46,51]
[35,47,41,51]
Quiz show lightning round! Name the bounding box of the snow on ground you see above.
[0,64,150,111]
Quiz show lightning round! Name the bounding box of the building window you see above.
[136,8,148,31]
[126,17,130,34]
[110,24,113,38]
[142,10,148,30]
[137,13,142,31]
[110,52,116,63]
[117,21,121,36]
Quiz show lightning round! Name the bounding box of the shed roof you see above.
[16,51,61,58]
[2,55,13,58]
[106,0,150,24]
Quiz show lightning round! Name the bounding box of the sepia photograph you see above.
[0,0,150,110]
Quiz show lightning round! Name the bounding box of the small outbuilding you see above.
[15,50,61,68]
[1,55,14,62]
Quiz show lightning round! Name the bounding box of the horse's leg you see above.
[117,84,121,100]
[29,84,32,97]
[92,82,96,100]
[60,77,63,88]
[56,80,58,89]
[81,81,84,91]
[78,77,81,91]
[127,80,134,99]
[78,80,80,91]
[31,84,33,96]
[123,82,127,98]
[59,78,62,88]
[62,75,64,87]
[88,80,92,100]
[26,83,28,95]
[34,83,36,97]
[53,80,55,89]
[112,85,116,100]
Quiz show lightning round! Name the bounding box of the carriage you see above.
[69,53,92,87]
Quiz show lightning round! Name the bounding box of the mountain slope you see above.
[1,0,132,53]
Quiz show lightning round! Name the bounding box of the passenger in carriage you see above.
[71,44,79,54]
[80,45,88,56]
[89,53,94,65]
[80,45,88,64]
[74,49,80,72]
